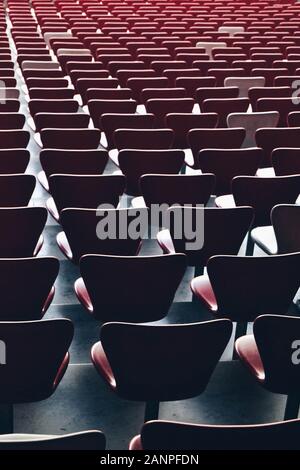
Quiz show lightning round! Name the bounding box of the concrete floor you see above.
[6,24,300,450]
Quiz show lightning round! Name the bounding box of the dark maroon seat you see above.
[75,253,187,322]
[57,208,146,263]
[130,419,300,450]
[197,148,263,195]
[272,148,300,176]
[188,128,246,169]
[236,314,300,420]
[91,319,232,421]
[0,207,47,257]
[0,257,59,320]
[114,128,175,151]
[157,206,253,272]
[40,128,101,150]
[47,174,125,221]
[0,430,105,450]
[165,113,218,148]
[118,149,184,196]
[0,318,73,431]
[255,127,300,167]
[101,113,156,149]
[140,174,215,207]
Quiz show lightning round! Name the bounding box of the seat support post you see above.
[144,400,160,422]
[0,404,13,433]
[284,393,300,421]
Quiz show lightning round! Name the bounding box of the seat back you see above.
[118,149,184,196]
[207,254,300,321]
[198,148,263,196]
[0,207,47,257]
[272,204,300,254]
[272,148,300,176]
[0,319,73,402]
[49,175,126,212]
[232,175,300,226]
[100,319,232,400]
[40,129,101,150]
[40,149,108,179]
[136,419,300,450]
[165,113,218,148]
[80,253,187,322]
[0,257,59,320]
[254,315,300,394]
[0,431,105,450]
[60,208,145,263]
[140,174,215,207]
[188,128,245,168]
[227,111,279,147]
[255,127,300,167]
[168,206,254,267]
[101,113,156,149]
[0,174,35,207]
[114,128,174,150]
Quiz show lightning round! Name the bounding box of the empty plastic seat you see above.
[0,113,25,129]
[39,149,108,192]
[114,129,175,151]
[251,204,300,255]
[57,208,146,263]
[187,128,246,169]
[255,127,300,167]
[249,87,291,112]
[127,76,169,102]
[139,174,215,208]
[91,319,232,421]
[47,174,125,222]
[86,88,133,102]
[0,174,35,207]
[87,99,137,128]
[236,314,300,419]
[197,148,263,196]
[224,76,265,98]
[272,148,300,176]
[0,431,105,450]
[257,98,300,127]
[227,111,279,147]
[140,88,186,103]
[145,98,194,126]
[165,113,218,148]
[0,318,73,432]
[0,257,59,320]
[118,149,184,196]
[101,113,156,149]
[202,97,249,127]
[157,206,253,272]
[195,86,239,109]
[75,253,187,322]
[0,206,46,258]
[191,254,300,333]
[34,113,90,134]
[288,112,300,127]
[215,175,300,232]
[175,76,216,98]
[40,129,101,150]
[0,149,29,174]
[130,419,300,450]
[252,68,289,86]
[0,130,30,149]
